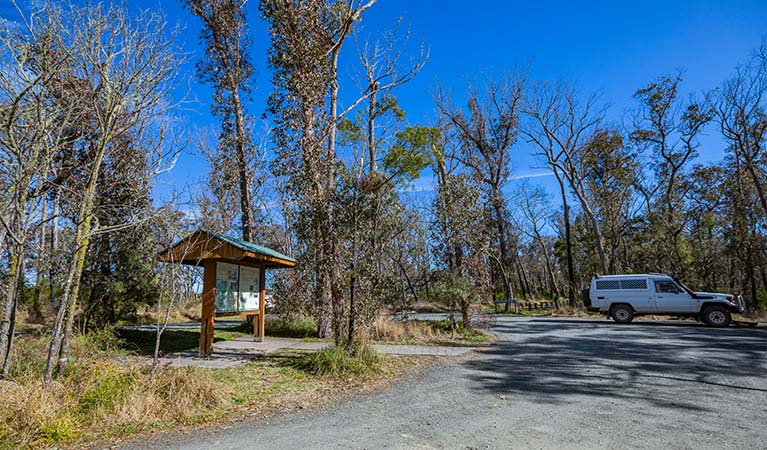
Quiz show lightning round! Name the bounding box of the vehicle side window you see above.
[620,279,647,290]
[655,280,679,294]
[596,280,620,290]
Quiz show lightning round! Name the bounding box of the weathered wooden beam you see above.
[258,264,266,342]
[200,259,216,356]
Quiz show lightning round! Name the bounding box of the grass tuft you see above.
[293,343,380,377]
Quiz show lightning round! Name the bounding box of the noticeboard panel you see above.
[238,265,261,312]
[215,261,261,314]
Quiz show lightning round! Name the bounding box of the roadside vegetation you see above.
[0,330,426,449]
[371,316,494,346]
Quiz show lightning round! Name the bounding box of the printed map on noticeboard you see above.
[215,262,260,313]
[238,266,260,311]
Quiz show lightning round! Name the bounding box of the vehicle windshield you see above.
[673,278,709,298]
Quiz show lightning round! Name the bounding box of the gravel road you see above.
[121,317,766,450]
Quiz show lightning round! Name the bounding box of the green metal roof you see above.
[200,228,297,264]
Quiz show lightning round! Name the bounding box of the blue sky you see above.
[158,0,765,209]
[4,0,766,211]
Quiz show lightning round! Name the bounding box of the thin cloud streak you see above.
[510,171,555,180]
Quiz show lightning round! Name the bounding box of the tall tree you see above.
[262,0,381,339]
[425,124,488,325]
[39,4,179,387]
[523,81,609,275]
[630,74,713,275]
[184,0,259,241]
[579,129,640,274]
[436,72,525,302]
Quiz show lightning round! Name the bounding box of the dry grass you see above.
[133,298,201,324]
[371,316,438,342]
[369,316,494,346]
[0,329,430,449]
[0,332,235,448]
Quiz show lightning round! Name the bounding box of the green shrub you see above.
[264,316,318,338]
[429,272,483,326]
[39,416,80,445]
[73,327,127,357]
[77,364,137,416]
[294,343,379,377]
[431,317,468,333]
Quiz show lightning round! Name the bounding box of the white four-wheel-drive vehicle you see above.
[584,273,745,327]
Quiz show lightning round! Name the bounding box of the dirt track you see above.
[121,317,767,450]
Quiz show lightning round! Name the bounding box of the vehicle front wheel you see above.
[610,304,634,324]
[702,306,731,328]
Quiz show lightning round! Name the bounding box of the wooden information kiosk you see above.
[158,229,296,356]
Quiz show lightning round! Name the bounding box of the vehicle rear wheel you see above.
[702,306,731,328]
[610,304,634,324]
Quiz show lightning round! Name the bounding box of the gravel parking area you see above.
[121,317,766,450]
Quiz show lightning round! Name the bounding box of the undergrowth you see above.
[293,342,380,377]
[370,316,493,345]
[264,316,318,338]
[0,327,391,449]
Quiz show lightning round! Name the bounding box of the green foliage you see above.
[294,343,380,377]
[79,224,159,329]
[264,316,318,338]
[430,272,484,327]
[754,288,767,311]
[77,365,137,416]
[382,125,436,181]
[430,272,481,310]
[39,417,80,445]
[74,328,127,356]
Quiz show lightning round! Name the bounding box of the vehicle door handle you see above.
[597,296,604,299]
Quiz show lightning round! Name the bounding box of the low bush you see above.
[294,343,379,377]
[264,316,318,338]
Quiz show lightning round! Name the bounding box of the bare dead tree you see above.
[523,80,610,275]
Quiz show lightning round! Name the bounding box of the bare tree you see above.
[512,182,560,303]
[0,4,75,377]
[436,71,526,301]
[523,81,610,275]
[40,3,181,387]
[151,212,200,378]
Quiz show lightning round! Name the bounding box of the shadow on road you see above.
[464,320,766,412]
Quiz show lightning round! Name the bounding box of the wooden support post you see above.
[200,260,216,357]
[257,264,266,342]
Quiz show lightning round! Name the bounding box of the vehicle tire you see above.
[610,304,634,324]
[702,306,731,328]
